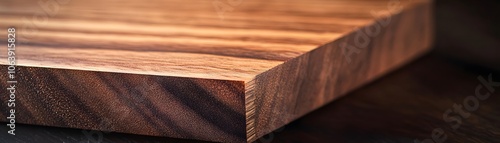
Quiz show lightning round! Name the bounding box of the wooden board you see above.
[0,0,433,142]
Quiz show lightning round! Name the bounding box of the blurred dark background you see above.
[1,0,500,143]
[434,0,500,71]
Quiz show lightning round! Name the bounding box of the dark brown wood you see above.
[0,67,247,142]
[0,0,433,142]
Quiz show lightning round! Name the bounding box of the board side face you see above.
[0,66,247,142]
[245,2,434,142]
[1,0,425,81]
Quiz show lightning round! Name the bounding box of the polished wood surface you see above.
[0,0,429,81]
[0,0,433,142]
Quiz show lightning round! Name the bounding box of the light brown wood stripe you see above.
[8,45,283,81]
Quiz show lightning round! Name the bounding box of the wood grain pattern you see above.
[0,0,433,142]
[0,66,247,142]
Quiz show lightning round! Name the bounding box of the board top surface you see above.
[0,0,427,81]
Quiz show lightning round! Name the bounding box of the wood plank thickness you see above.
[0,0,433,142]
